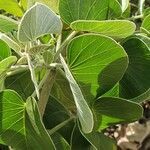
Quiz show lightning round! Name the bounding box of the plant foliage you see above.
[0,0,149,149]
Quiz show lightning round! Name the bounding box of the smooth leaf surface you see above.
[93,97,143,129]
[0,15,18,33]
[120,36,150,99]
[67,34,128,101]
[0,40,11,61]
[0,90,55,150]
[71,20,136,38]
[141,14,150,35]
[59,0,109,25]
[18,3,62,42]
[60,55,94,133]
[0,0,24,16]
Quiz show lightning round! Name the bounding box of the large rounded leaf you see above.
[67,34,128,101]
[0,40,11,61]
[120,36,150,99]
[93,97,143,129]
[71,20,136,38]
[59,0,109,25]
[18,3,62,42]
[0,90,55,150]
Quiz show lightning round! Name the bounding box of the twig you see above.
[48,116,75,135]
[54,31,78,61]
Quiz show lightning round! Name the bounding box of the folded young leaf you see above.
[0,90,56,150]
[71,20,136,38]
[93,97,143,130]
[60,55,94,133]
[59,0,109,25]
[18,3,63,42]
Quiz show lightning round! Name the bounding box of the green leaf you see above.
[71,20,136,38]
[59,0,109,25]
[51,133,70,150]
[5,71,35,100]
[0,15,18,33]
[26,53,39,99]
[67,34,128,101]
[27,0,59,12]
[29,44,50,55]
[102,83,119,97]
[120,36,150,99]
[109,0,122,18]
[60,55,94,133]
[0,33,21,55]
[44,0,59,13]
[70,124,91,150]
[131,88,150,103]
[0,0,24,16]
[0,90,56,149]
[0,56,17,75]
[141,14,150,35]
[81,131,116,150]
[43,51,54,65]
[51,69,75,111]
[0,40,11,61]
[93,97,143,130]
[18,3,62,42]
[44,96,74,142]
